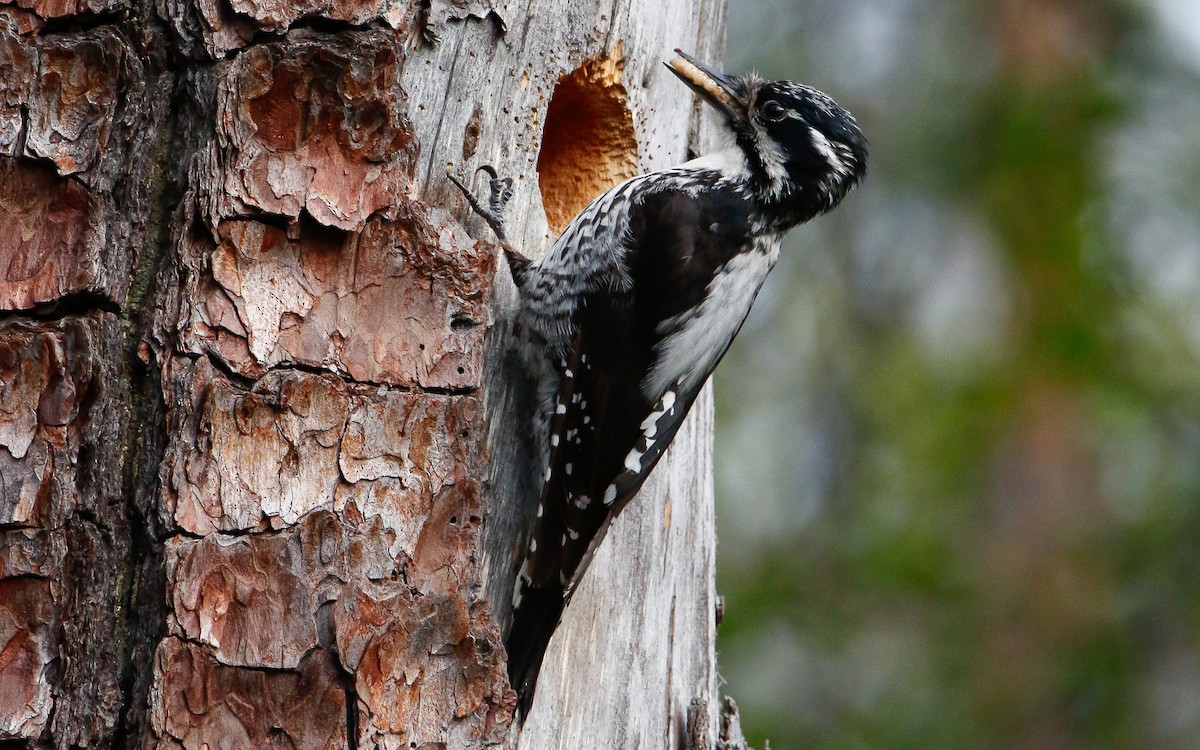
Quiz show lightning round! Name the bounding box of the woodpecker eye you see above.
[761,101,787,122]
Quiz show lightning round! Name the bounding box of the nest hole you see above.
[536,53,639,236]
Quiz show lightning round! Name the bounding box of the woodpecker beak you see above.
[666,49,748,122]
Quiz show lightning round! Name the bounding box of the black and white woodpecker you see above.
[451,50,868,718]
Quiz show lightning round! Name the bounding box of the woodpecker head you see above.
[667,50,868,223]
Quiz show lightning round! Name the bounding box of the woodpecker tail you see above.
[505,580,568,722]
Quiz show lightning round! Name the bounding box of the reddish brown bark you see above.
[0,0,726,746]
[2,1,512,744]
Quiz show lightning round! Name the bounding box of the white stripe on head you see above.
[808,127,848,178]
[751,124,790,197]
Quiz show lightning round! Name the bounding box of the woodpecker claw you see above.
[448,166,531,285]
[476,166,514,218]
[448,166,513,243]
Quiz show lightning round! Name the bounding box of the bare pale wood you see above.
[395,0,728,743]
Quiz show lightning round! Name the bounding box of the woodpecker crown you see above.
[747,80,867,192]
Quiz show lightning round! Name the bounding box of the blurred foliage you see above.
[714,1,1200,748]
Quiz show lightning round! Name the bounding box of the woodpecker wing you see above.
[523,291,703,594]
[528,182,757,591]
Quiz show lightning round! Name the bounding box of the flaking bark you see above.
[0,0,726,747]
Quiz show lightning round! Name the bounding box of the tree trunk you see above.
[0,0,726,747]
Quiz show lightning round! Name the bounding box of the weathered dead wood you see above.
[0,0,728,747]
[418,3,727,744]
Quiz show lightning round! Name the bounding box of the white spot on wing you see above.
[624,449,643,473]
[641,413,662,438]
[513,563,531,608]
[639,389,678,439]
[603,484,617,506]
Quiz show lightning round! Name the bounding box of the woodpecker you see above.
[451,49,867,719]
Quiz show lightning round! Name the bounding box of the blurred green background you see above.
[713,1,1200,748]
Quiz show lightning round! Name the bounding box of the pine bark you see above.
[0,0,726,747]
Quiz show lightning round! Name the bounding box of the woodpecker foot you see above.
[449,165,513,244]
[448,165,531,284]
